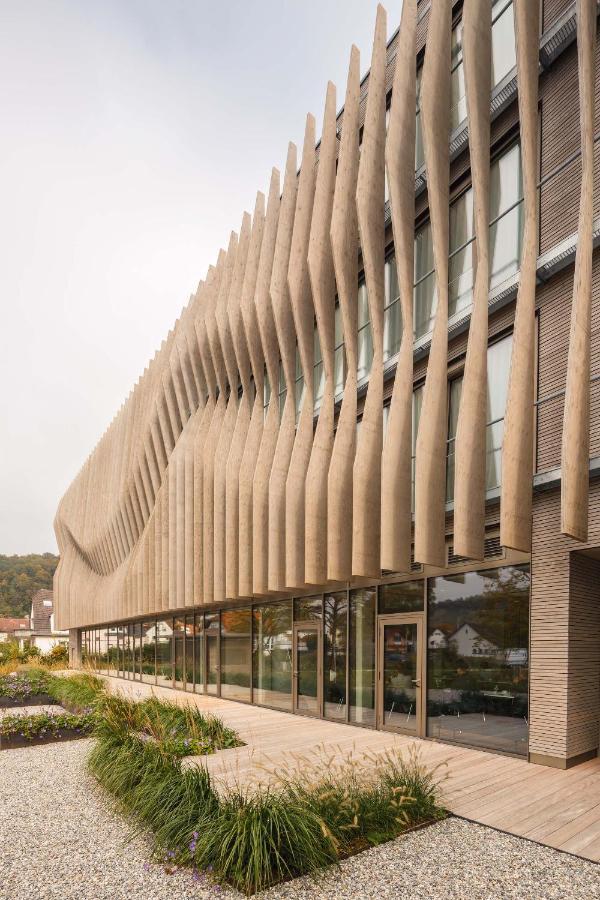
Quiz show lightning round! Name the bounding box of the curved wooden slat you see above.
[500,0,540,552]
[413,0,451,569]
[561,0,596,541]
[381,0,416,574]
[453,0,492,561]
[353,3,387,578]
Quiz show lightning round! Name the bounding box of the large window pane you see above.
[492,1,516,85]
[445,378,463,502]
[221,608,252,702]
[384,255,402,361]
[294,595,322,622]
[205,612,220,695]
[448,187,474,319]
[357,282,373,381]
[324,592,347,721]
[156,618,173,688]
[427,564,529,756]
[451,22,466,131]
[194,613,205,692]
[252,602,293,710]
[412,385,424,511]
[490,143,523,289]
[414,223,436,339]
[486,334,513,490]
[379,581,424,614]
[349,587,376,725]
[173,617,185,690]
[185,615,195,690]
[141,620,156,685]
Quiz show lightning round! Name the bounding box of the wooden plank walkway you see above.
[100,675,600,864]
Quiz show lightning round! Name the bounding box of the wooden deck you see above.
[100,675,600,864]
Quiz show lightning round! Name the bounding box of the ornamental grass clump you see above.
[88,693,446,897]
[47,672,105,711]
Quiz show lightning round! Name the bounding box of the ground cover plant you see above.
[0,708,95,748]
[0,667,54,704]
[88,696,446,895]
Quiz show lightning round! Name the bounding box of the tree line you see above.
[0,554,59,618]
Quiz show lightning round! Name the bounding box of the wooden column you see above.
[453,0,492,561]
[329,46,360,583]
[414,0,451,569]
[381,0,416,574]
[561,0,596,542]
[306,82,337,585]
[500,0,540,552]
[353,3,387,578]
[286,115,317,590]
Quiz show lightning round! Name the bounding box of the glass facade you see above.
[427,564,529,756]
[252,601,293,710]
[220,607,252,702]
[82,561,530,759]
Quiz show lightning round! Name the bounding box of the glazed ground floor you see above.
[78,557,535,760]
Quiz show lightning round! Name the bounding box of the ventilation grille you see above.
[410,549,423,573]
[447,535,505,566]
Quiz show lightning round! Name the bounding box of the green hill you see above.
[0,554,59,618]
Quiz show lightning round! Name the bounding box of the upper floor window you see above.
[415,69,424,170]
[357,282,373,382]
[314,325,325,413]
[383,255,402,361]
[445,332,513,501]
[415,140,523,340]
[334,304,345,398]
[294,345,304,423]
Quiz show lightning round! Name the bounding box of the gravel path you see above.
[0,739,598,900]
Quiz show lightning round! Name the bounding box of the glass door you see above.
[377,614,424,736]
[293,623,322,717]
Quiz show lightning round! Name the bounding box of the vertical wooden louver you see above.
[414,0,452,568]
[353,3,387,579]
[381,0,416,575]
[500,0,540,553]
[453,0,492,562]
[561,0,596,542]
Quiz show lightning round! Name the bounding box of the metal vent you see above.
[484,535,504,560]
[447,545,470,567]
[410,549,423,573]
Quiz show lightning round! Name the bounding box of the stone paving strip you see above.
[0,738,598,900]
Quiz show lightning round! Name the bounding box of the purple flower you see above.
[189,840,197,852]
[192,831,199,840]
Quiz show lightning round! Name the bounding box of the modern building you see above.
[55,0,600,770]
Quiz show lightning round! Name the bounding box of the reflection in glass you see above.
[221,608,252,702]
[142,620,156,684]
[185,616,195,690]
[379,581,424,615]
[349,588,376,725]
[155,618,173,688]
[492,1,516,86]
[294,595,322,622]
[205,612,220,695]
[383,256,402,361]
[357,282,373,380]
[296,627,320,715]
[414,223,436,339]
[173,617,185,690]
[490,143,523,289]
[324,592,347,720]
[194,613,205,692]
[427,564,529,755]
[253,602,293,709]
[382,622,418,733]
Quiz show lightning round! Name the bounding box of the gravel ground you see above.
[0,739,598,900]
[0,704,61,718]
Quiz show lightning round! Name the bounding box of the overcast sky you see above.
[0,0,402,556]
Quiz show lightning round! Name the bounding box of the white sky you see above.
[0,0,402,555]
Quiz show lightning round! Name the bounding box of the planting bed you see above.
[0,708,95,750]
